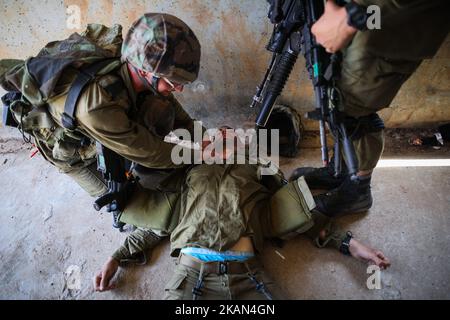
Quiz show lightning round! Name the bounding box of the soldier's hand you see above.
[93,257,120,292]
[311,0,357,53]
[348,238,391,270]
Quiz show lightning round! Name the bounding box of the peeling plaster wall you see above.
[1,0,449,129]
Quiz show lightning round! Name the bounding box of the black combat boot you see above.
[289,161,346,190]
[313,175,372,217]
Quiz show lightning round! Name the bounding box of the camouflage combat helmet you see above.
[265,104,303,158]
[122,13,201,84]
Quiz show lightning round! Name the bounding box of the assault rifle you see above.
[251,0,358,178]
[93,142,138,232]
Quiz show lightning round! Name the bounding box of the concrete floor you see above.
[0,126,449,300]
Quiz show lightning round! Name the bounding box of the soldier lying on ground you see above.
[93,135,391,299]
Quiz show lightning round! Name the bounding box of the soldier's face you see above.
[159,77,184,96]
[138,69,183,96]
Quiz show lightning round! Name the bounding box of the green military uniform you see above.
[45,63,199,196]
[1,60,199,197]
[340,0,449,170]
[111,164,347,300]
[1,14,203,198]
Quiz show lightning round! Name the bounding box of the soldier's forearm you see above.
[304,212,348,252]
[111,228,164,261]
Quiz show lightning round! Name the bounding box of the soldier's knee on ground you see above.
[65,163,107,197]
[112,228,165,265]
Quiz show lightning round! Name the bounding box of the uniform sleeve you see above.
[352,0,448,60]
[354,0,446,32]
[111,228,163,261]
[77,82,197,169]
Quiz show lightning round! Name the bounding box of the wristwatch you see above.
[340,231,353,256]
[345,1,368,31]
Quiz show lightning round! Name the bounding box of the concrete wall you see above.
[1,0,449,129]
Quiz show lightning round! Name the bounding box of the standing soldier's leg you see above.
[294,32,423,216]
[337,35,422,172]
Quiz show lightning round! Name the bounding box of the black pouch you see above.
[1,91,21,128]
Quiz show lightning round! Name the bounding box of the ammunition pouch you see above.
[1,91,21,128]
[268,176,316,240]
[118,183,181,234]
[1,89,96,172]
[51,128,94,164]
[52,139,78,162]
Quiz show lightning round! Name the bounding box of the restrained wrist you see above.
[339,231,353,256]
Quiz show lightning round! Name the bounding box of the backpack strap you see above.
[61,59,116,130]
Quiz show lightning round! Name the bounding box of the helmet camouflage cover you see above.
[122,13,201,84]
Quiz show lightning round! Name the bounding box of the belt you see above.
[179,254,258,275]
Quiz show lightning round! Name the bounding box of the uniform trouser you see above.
[338,35,423,171]
[163,178,345,300]
[63,162,176,237]
[63,162,173,199]
[163,259,285,300]
[64,162,108,197]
